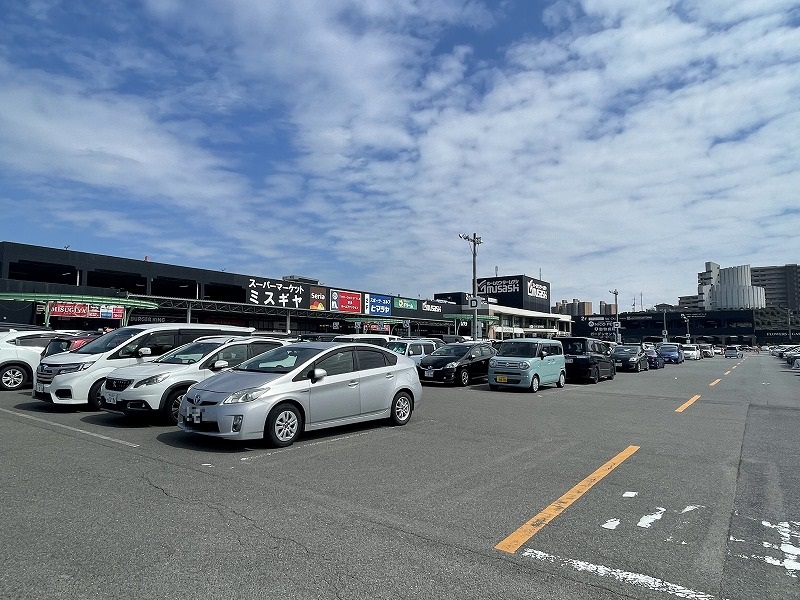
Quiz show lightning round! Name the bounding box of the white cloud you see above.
[0,0,797,308]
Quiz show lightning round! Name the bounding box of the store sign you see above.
[49,302,124,319]
[421,301,442,313]
[365,294,392,316]
[309,287,327,311]
[394,298,417,311]
[331,290,362,314]
[247,278,306,308]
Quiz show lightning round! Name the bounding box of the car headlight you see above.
[222,387,270,404]
[519,361,530,370]
[489,359,497,368]
[134,373,171,388]
[78,362,96,371]
[445,362,458,369]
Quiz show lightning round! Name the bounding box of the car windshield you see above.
[73,328,145,354]
[497,342,539,358]
[430,345,469,357]
[386,342,408,354]
[234,346,324,373]
[154,341,226,364]
[613,345,639,354]
[660,345,678,351]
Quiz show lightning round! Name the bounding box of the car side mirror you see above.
[138,347,152,357]
[309,367,327,383]
[211,360,229,371]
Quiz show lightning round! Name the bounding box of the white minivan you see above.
[33,323,254,409]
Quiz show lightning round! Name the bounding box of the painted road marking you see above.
[676,394,701,413]
[724,370,732,375]
[0,407,139,447]
[522,549,720,600]
[710,379,721,386]
[495,445,639,553]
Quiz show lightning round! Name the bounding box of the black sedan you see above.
[417,342,496,386]
[612,344,650,372]
[645,348,665,369]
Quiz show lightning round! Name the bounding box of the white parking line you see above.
[0,407,140,447]
[522,549,721,599]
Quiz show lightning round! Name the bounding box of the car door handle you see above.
[348,380,359,388]
[385,373,394,379]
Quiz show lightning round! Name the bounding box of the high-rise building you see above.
[751,264,800,312]
[552,299,593,316]
[693,262,766,310]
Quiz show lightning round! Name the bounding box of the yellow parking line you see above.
[676,394,701,412]
[709,379,721,387]
[495,445,640,554]
[724,370,732,375]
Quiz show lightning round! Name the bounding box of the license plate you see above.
[188,408,202,423]
[565,357,573,363]
[424,369,433,378]
[35,383,44,393]
[496,375,507,383]
[615,361,622,366]
[105,392,118,405]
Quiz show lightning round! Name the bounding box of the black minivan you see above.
[561,336,616,383]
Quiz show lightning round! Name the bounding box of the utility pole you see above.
[609,289,620,343]
[459,232,482,340]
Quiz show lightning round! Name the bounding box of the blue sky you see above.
[1,0,798,311]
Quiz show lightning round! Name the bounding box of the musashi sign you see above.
[477,275,550,312]
[49,302,124,319]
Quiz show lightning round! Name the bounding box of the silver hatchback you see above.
[178,342,421,446]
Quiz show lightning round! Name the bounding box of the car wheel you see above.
[161,389,184,426]
[556,371,566,388]
[88,380,104,410]
[457,368,470,387]
[644,360,649,371]
[389,391,413,426]
[608,365,615,380]
[0,365,27,391]
[635,361,641,373]
[265,402,302,447]
[529,375,540,393]
[590,366,600,384]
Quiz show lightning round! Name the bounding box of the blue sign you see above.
[366,294,392,316]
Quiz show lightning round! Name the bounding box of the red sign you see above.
[330,290,362,314]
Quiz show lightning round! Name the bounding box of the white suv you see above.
[99,336,289,425]
[0,330,62,391]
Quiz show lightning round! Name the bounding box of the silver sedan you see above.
[178,342,421,446]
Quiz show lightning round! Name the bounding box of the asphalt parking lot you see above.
[1,353,798,599]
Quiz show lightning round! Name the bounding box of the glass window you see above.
[249,341,282,357]
[212,344,249,367]
[356,349,388,371]
[316,350,356,376]
[14,334,57,347]
[409,344,422,356]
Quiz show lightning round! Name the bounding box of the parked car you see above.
[658,343,685,364]
[561,337,615,383]
[34,323,255,409]
[385,339,441,365]
[681,344,702,360]
[40,332,103,358]
[698,344,714,358]
[178,341,421,445]
[645,348,665,369]
[0,329,63,391]
[417,342,496,386]
[724,346,743,359]
[612,344,650,372]
[488,338,566,391]
[100,336,290,425]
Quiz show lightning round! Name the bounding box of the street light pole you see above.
[459,232,482,340]
[609,289,619,343]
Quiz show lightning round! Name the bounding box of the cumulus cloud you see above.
[0,0,797,308]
